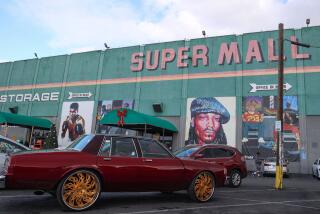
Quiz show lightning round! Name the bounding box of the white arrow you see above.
[68,92,93,100]
[250,83,292,93]
[284,83,292,91]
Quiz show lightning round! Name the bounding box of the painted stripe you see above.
[0,66,320,92]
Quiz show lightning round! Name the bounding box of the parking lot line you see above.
[117,199,320,214]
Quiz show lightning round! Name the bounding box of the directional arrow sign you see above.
[250,83,292,93]
[68,92,93,100]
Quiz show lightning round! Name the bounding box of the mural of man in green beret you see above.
[187,97,230,145]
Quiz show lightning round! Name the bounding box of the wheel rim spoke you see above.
[62,171,100,209]
[194,172,214,201]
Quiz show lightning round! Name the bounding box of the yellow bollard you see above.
[275,165,283,189]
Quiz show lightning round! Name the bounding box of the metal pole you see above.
[162,128,165,143]
[29,126,34,147]
[275,23,284,190]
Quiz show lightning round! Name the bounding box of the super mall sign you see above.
[130,36,310,72]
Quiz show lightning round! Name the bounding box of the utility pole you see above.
[275,23,284,190]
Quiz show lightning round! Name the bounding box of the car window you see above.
[200,148,233,158]
[111,137,137,158]
[174,146,199,157]
[100,138,111,157]
[0,139,22,154]
[139,139,172,158]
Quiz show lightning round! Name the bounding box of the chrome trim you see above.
[0,175,5,189]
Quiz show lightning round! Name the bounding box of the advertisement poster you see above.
[241,95,301,162]
[58,101,94,148]
[96,100,135,134]
[185,97,236,147]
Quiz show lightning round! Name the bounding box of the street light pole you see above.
[275,23,284,190]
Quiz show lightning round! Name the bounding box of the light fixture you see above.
[104,43,110,49]
[306,18,310,27]
[152,103,163,113]
[34,53,38,58]
[202,30,206,37]
[9,106,18,114]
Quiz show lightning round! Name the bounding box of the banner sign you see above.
[250,83,292,93]
[67,92,93,100]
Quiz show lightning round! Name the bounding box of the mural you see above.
[185,97,236,147]
[96,100,135,134]
[241,96,302,162]
[58,101,94,148]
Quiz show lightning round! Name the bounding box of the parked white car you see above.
[262,157,289,177]
[312,158,320,179]
[0,135,30,173]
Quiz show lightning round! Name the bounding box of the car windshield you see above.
[174,146,199,157]
[66,134,95,151]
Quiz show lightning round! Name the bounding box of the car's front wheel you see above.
[229,170,241,188]
[188,171,215,202]
[57,169,101,211]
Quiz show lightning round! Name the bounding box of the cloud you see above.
[7,0,320,53]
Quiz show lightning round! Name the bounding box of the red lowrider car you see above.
[0,134,226,211]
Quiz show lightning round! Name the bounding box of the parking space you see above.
[0,174,320,213]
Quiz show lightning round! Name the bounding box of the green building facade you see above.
[1,26,320,174]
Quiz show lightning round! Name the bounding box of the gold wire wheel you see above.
[194,172,214,202]
[62,171,100,210]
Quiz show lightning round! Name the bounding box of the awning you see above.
[0,112,52,130]
[100,109,178,134]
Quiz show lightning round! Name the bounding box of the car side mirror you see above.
[194,154,204,159]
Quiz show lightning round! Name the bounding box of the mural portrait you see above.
[58,101,94,148]
[185,97,236,147]
[96,99,135,134]
[241,96,301,162]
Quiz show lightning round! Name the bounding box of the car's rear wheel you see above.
[188,171,215,202]
[229,170,241,188]
[57,170,101,211]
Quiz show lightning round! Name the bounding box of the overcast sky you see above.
[0,0,319,62]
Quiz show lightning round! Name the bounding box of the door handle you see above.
[143,159,153,162]
[104,157,112,161]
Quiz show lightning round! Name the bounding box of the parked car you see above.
[174,144,247,188]
[312,158,320,179]
[262,157,289,177]
[0,135,30,173]
[0,134,227,211]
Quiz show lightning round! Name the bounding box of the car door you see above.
[97,136,142,191]
[137,139,185,191]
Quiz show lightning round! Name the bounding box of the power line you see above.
[284,38,320,48]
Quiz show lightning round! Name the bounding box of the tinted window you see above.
[111,137,137,157]
[174,146,199,157]
[200,148,233,158]
[67,135,94,151]
[139,139,171,158]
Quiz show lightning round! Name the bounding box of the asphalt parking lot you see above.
[0,174,320,214]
